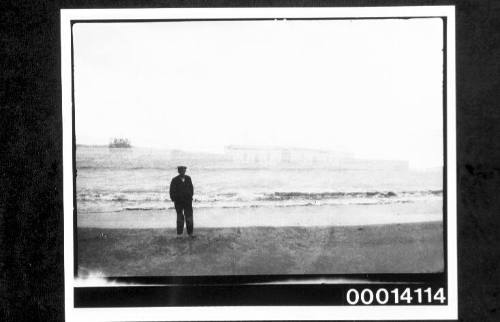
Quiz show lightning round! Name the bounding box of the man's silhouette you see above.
[169,166,194,236]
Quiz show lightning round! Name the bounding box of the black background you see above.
[1,0,499,321]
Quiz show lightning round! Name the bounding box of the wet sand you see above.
[78,221,443,276]
[78,199,442,229]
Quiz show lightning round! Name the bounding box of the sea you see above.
[76,146,443,215]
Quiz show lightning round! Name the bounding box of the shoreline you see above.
[77,199,442,229]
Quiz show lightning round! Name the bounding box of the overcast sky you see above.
[73,18,443,168]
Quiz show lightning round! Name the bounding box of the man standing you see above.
[169,166,194,237]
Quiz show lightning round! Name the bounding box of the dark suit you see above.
[169,175,194,235]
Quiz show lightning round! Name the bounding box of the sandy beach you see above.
[77,200,443,276]
[78,220,443,276]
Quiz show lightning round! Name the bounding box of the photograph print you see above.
[62,8,457,319]
[73,14,446,278]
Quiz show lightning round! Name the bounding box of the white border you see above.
[62,6,457,321]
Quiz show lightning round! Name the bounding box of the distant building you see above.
[224,145,347,167]
[224,145,408,170]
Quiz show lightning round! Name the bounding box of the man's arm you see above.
[169,178,176,202]
[188,177,194,198]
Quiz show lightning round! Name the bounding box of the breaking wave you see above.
[77,189,442,214]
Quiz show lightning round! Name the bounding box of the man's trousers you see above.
[174,201,193,235]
